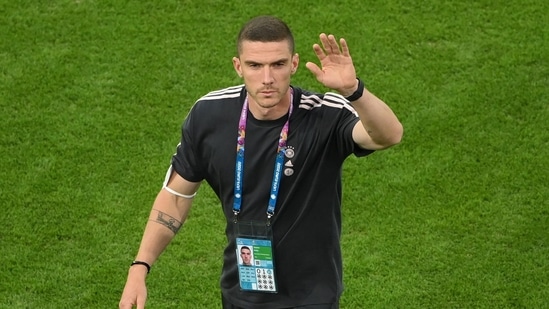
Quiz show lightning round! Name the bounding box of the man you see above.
[120,15,402,309]
[240,246,252,266]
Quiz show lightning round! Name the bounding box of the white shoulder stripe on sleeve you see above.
[199,85,244,101]
[298,92,358,116]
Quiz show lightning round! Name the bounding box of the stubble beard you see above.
[252,89,282,109]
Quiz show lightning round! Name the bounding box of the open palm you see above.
[305,33,358,95]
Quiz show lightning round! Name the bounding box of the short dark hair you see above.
[236,15,295,55]
[240,246,250,252]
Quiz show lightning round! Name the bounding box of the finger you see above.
[312,43,326,60]
[118,300,131,309]
[327,34,341,54]
[318,33,332,54]
[305,62,323,80]
[339,38,350,57]
[136,298,145,309]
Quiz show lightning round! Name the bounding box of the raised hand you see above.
[305,33,358,96]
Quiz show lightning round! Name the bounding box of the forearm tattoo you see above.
[152,209,182,234]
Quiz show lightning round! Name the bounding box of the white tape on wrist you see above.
[163,185,197,199]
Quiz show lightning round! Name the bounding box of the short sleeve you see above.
[171,107,205,182]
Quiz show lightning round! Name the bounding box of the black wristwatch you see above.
[344,78,365,102]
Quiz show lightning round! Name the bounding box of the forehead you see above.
[239,40,293,62]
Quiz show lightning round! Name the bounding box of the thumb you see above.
[305,62,323,80]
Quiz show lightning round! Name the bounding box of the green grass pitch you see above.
[1,0,547,308]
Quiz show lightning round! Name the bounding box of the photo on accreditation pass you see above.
[238,245,255,266]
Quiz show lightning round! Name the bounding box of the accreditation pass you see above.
[236,237,277,293]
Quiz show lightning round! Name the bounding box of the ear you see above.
[232,57,243,77]
[291,53,299,75]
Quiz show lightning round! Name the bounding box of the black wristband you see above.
[344,78,364,102]
[131,260,151,273]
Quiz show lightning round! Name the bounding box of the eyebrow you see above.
[243,58,289,66]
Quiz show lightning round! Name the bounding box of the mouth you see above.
[260,89,277,96]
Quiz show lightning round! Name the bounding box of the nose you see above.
[262,67,274,85]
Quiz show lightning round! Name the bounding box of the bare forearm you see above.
[134,217,179,265]
[120,173,199,308]
[350,88,403,149]
[133,189,193,265]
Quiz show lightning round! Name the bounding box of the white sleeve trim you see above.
[162,165,197,199]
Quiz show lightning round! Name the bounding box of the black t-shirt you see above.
[172,85,373,308]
